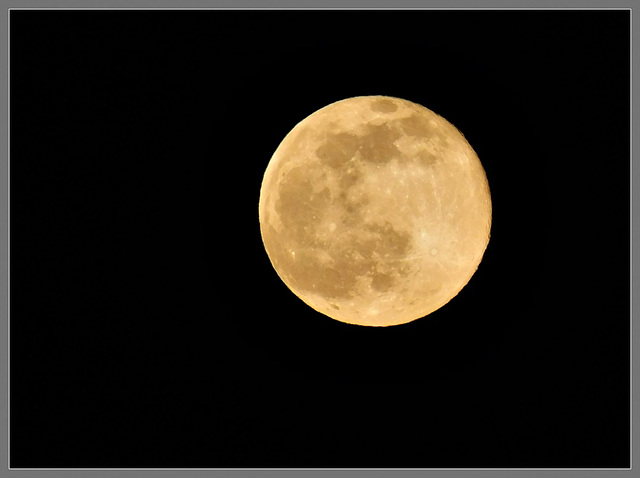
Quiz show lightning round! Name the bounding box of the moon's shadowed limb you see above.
[259,95,492,326]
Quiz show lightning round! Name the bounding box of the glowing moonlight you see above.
[259,96,491,327]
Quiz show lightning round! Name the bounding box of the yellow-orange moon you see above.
[259,96,492,327]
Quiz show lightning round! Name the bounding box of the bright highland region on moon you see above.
[259,96,492,327]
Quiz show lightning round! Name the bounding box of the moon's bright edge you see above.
[259,96,492,327]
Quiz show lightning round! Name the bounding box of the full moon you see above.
[259,96,492,327]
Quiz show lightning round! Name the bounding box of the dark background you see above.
[10,10,630,468]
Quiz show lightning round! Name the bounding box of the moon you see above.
[259,96,492,327]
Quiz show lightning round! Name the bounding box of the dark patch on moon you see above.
[370,98,398,113]
[264,225,360,300]
[304,262,355,299]
[341,195,368,227]
[271,217,414,301]
[417,150,439,166]
[287,248,358,300]
[316,132,360,169]
[339,168,361,190]
[364,221,411,258]
[397,114,432,137]
[427,283,443,295]
[275,165,331,240]
[371,271,396,292]
[358,124,402,165]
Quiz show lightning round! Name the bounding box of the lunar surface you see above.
[259,96,492,327]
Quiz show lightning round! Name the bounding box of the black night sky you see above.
[10,10,630,468]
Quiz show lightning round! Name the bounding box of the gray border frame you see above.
[3,2,634,475]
